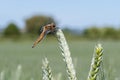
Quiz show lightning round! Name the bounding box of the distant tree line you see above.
[1,15,120,40]
[1,15,56,39]
[83,27,120,40]
[4,23,20,38]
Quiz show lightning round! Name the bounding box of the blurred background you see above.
[0,0,120,80]
[0,0,120,40]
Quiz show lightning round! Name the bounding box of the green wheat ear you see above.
[87,43,104,80]
[42,58,53,80]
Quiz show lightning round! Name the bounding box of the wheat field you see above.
[0,40,120,80]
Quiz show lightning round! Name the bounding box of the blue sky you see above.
[0,0,120,29]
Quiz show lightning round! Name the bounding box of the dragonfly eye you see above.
[53,24,55,28]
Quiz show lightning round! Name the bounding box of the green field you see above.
[0,40,120,80]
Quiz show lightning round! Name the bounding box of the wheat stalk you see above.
[42,58,53,80]
[87,43,103,80]
[55,28,77,80]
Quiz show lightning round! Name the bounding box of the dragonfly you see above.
[32,23,56,48]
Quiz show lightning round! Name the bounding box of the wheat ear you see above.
[11,64,22,80]
[42,58,53,80]
[0,70,5,80]
[55,28,77,80]
[87,44,103,80]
